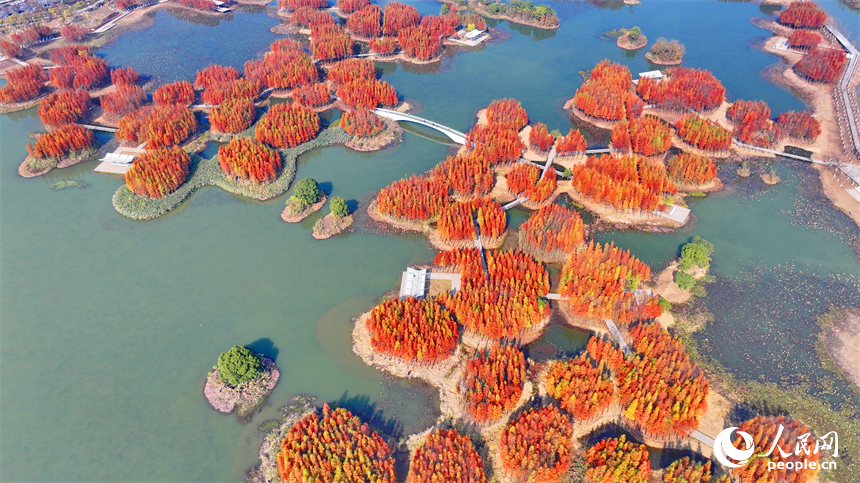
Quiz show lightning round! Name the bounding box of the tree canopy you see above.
[291,178,321,208]
[679,237,714,270]
[330,196,349,218]
[216,346,261,387]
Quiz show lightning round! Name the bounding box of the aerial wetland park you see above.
[1,0,860,480]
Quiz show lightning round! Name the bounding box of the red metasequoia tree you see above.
[218,137,282,182]
[637,67,726,112]
[793,47,846,83]
[568,154,677,212]
[27,123,94,159]
[278,0,327,10]
[779,1,827,28]
[466,124,525,165]
[271,38,304,53]
[49,65,76,90]
[110,66,140,87]
[337,0,369,13]
[727,99,771,124]
[619,321,710,436]
[572,60,634,121]
[291,6,335,27]
[729,415,819,483]
[60,24,89,42]
[245,50,318,91]
[377,174,450,220]
[788,30,821,50]
[434,248,550,339]
[585,435,650,483]
[341,108,386,137]
[611,115,672,156]
[0,64,46,103]
[398,25,443,61]
[666,153,718,186]
[209,98,256,134]
[556,128,588,155]
[153,81,195,106]
[124,147,191,198]
[499,405,572,483]
[346,4,382,38]
[383,1,420,36]
[506,163,557,203]
[100,84,146,116]
[406,428,487,483]
[1,40,22,58]
[291,82,331,107]
[664,457,713,483]
[336,78,398,109]
[49,45,110,89]
[485,98,528,130]
[460,345,525,423]
[10,24,52,46]
[255,102,320,148]
[420,13,459,38]
[366,296,459,362]
[436,197,506,240]
[117,105,198,148]
[327,58,376,85]
[528,122,554,152]
[430,153,494,198]
[38,89,91,127]
[518,204,585,258]
[776,110,821,141]
[734,116,783,148]
[370,37,399,54]
[559,241,662,324]
[546,341,616,421]
[195,64,240,90]
[311,24,354,61]
[675,113,732,151]
[276,404,396,483]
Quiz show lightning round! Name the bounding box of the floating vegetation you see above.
[49,180,87,191]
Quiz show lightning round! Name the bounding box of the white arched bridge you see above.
[373,108,467,144]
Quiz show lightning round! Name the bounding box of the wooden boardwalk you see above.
[732,139,835,165]
[79,124,118,133]
[824,25,860,160]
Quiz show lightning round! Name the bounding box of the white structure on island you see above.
[101,153,135,166]
[398,267,462,299]
[632,70,664,85]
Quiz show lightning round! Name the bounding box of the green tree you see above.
[680,242,711,270]
[691,236,714,255]
[291,178,321,208]
[628,26,641,42]
[562,168,573,178]
[675,271,696,290]
[330,196,349,218]
[439,3,450,14]
[217,346,261,387]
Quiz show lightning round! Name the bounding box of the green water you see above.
[2,0,860,481]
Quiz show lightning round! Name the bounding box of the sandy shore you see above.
[203,356,279,416]
[312,213,354,239]
[343,118,402,152]
[617,33,647,50]
[644,52,683,66]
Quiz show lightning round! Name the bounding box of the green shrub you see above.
[330,196,349,218]
[675,271,696,290]
[628,26,642,41]
[658,296,672,311]
[217,346,261,387]
[292,178,320,206]
[562,168,573,178]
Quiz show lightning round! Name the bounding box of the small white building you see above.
[100,153,135,166]
[465,29,484,40]
[638,70,664,80]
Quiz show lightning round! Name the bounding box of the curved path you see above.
[373,108,467,144]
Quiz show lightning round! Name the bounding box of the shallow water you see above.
[2,0,860,480]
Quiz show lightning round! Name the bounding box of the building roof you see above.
[400,267,427,299]
[638,70,664,79]
[465,29,484,40]
[101,152,135,165]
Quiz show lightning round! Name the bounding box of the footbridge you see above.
[373,108,467,144]
[79,124,118,133]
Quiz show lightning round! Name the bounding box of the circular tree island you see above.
[204,345,280,418]
[281,177,326,222]
[312,196,354,239]
[645,38,685,65]
[617,27,647,50]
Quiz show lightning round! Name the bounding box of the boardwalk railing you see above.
[373,108,468,144]
[824,25,860,160]
[732,139,835,165]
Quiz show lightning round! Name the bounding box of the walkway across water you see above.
[79,124,118,133]
[373,108,467,144]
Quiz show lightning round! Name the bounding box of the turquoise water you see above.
[2,0,860,481]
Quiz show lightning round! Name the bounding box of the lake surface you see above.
[2,0,860,481]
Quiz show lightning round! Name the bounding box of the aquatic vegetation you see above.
[436,197,506,240]
[674,113,733,151]
[366,297,459,362]
[499,405,572,483]
[407,428,487,483]
[507,163,557,203]
[619,322,709,436]
[559,241,660,324]
[255,102,320,148]
[218,137,282,183]
[460,344,525,423]
[434,248,550,339]
[38,89,91,127]
[667,153,718,186]
[585,435,650,483]
[568,154,677,212]
[124,147,192,198]
[277,404,396,483]
[26,124,94,160]
[519,204,585,260]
